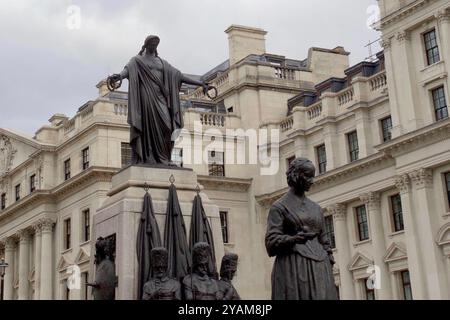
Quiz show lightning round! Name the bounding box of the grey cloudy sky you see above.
[0,0,380,136]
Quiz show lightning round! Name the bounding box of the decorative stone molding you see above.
[395,174,411,194]
[32,221,43,236]
[409,168,433,189]
[15,229,31,243]
[5,237,16,250]
[39,218,55,233]
[380,37,391,51]
[379,0,432,29]
[396,30,410,43]
[359,192,381,211]
[0,135,17,176]
[435,9,450,24]
[328,203,347,221]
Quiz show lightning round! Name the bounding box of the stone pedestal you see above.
[93,165,225,300]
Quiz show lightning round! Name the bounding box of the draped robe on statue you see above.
[125,55,183,165]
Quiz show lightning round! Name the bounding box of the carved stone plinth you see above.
[93,165,225,300]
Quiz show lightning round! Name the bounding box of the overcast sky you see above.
[0,0,380,136]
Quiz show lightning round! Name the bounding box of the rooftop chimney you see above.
[225,25,267,66]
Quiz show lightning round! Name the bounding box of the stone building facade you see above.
[0,0,449,300]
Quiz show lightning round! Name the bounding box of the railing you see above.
[200,113,225,127]
[114,104,128,116]
[307,103,323,120]
[280,116,294,132]
[369,72,387,91]
[274,67,296,80]
[64,119,75,134]
[214,72,229,88]
[338,87,354,106]
[80,105,93,121]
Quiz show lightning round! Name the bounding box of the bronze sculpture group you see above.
[97,36,338,301]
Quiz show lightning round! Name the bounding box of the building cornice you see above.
[197,175,253,192]
[376,118,450,156]
[379,0,432,29]
[0,166,117,222]
[255,152,394,207]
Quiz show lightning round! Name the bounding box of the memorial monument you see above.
[92,36,225,300]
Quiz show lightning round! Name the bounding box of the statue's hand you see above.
[202,83,210,95]
[107,74,122,91]
[291,233,308,244]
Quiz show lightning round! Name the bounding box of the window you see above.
[82,209,90,242]
[364,280,375,300]
[1,193,6,210]
[432,86,448,121]
[64,218,71,250]
[336,286,340,300]
[423,29,440,66]
[347,131,359,162]
[324,215,335,249]
[208,151,225,177]
[391,194,404,232]
[30,175,36,193]
[82,147,90,170]
[121,142,132,168]
[64,159,71,181]
[401,270,413,300]
[445,172,450,209]
[220,211,229,244]
[355,205,369,241]
[82,272,89,300]
[171,148,183,167]
[15,184,21,202]
[381,116,393,142]
[316,144,327,174]
[287,156,296,168]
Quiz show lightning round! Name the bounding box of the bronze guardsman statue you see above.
[142,247,182,300]
[107,35,213,166]
[218,253,241,300]
[183,243,222,300]
[87,237,118,300]
[265,158,338,300]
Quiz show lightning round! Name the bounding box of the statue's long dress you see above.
[265,190,338,300]
[125,56,183,165]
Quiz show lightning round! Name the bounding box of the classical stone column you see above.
[436,10,450,71]
[359,192,391,299]
[328,204,355,300]
[40,219,54,300]
[394,174,426,299]
[3,237,15,300]
[17,229,30,300]
[355,109,372,158]
[409,169,449,299]
[323,123,338,171]
[390,272,399,300]
[33,223,42,300]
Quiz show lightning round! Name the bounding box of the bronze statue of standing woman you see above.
[265,158,338,300]
[107,36,212,166]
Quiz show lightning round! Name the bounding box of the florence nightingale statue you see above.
[107,35,212,166]
[265,158,338,300]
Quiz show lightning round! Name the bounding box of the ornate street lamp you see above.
[0,258,9,300]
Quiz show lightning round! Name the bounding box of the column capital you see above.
[39,218,55,233]
[435,9,450,24]
[4,237,16,250]
[396,30,410,43]
[327,203,347,221]
[32,221,42,236]
[15,229,31,243]
[359,192,381,211]
[409,168,433,189]
[395,174,411,194]
[380,37,392,51]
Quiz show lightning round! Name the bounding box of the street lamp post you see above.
[0,258,9,300]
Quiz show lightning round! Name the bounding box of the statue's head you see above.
[286,158,316,193]
[151,247,168,279]
[94,237,108,264]
[192,242,211,277]
[139,35,160,56]
[220,253,238,281]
